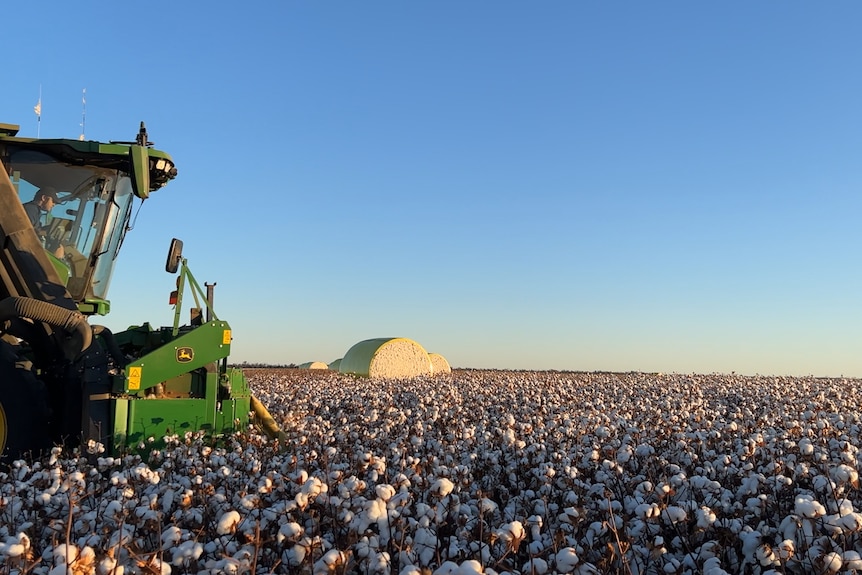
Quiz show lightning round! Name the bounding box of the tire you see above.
[0,353,51,464]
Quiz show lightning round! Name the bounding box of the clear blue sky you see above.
[4,2,860,376]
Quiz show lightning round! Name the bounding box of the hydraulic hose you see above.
[91,325,127,367]
[0,296,92,360]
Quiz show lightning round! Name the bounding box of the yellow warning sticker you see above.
[129,366,142,390]
[223,330,232,345]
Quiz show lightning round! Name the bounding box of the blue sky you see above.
[5,2,861,375]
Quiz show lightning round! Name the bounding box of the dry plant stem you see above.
[251,521,261,575]
[605,497,633,575]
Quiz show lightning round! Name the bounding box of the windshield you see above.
[5,149,134,302]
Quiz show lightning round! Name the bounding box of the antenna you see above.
[34,85,42,137]
[79,88,86,141]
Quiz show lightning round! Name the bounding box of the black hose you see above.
[91,324,127,367]
[0,296,92,359]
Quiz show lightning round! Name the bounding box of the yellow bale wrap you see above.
[428,353,451,374]
[340,337,432,379]
[298,361,329,370]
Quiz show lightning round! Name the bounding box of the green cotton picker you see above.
[0,121,284,462]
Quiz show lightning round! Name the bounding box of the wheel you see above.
[0,354,51,464]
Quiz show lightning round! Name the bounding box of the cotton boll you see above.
[98,555,124,575]
[696,506,717,529]
[842,550,862,570]
[171,540,204,567]
[376,484,396,501]
[496,521,525,551]
[702,557,730,575]
[522,558,548,574]
[457,559,484,575]
[817,551,843,574]
[217,510,242,535]
[555,548,580,573]
[161,525,182,550]
[755,544,779,567]
[278,522,303,544]
[794,496,826,518]
[434,561,460,575]
[431,478,455,498]
[776,539,795,561]
[479,498,498,514]
[663,506,687,524]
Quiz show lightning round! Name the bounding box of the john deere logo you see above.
[177,347,194,363]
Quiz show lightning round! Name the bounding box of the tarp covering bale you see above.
[329,358,342,371]
[298,361,328,370]
[340,337,432,379]
[428,353,451,374]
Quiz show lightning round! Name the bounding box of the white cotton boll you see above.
[2,542,26,558]
[457,559,484,575]
[843,550,862,569]
[53,543,80,565]
[555,548,580,573]
[664,506,687,523]
[431,478,455,497]
[161,525,182,550]
[833,464,859,485]
[278,522,303,544]
[295,492,309,509]
[365,498,388,522]
[171,540,203,566]
[819,552,842,574]
[522,558,548,574]
[313,549,347,575]
[479,498,498,514]
[795,496,826,518]
[497,521,525,545]
[755,544,778,567]
[799,438,814,456]
[369,551,391,574]
[697,506,717,529]
[302,477,324,497]
[217,510,241,535]
[812,474,836,493]
[776,539,795,561]
[376,484,396,501]
[98,556,124,575]
[434,561,460,575]
[573,563,600,575]
[703,557,730,575]
[400,566,422,575]
[840,512,862,532]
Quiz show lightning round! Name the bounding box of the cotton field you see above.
[2,370,862,575]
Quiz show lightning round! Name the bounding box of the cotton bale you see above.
[339,337,432,379]
[298,361,329,370]
[428,353,451,374]
[329,358,342,371]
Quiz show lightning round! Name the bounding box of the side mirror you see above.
[165,238,183,274]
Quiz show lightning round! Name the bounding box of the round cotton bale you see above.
[298,361,329,370]
[340,337,432,379]
[329,358,342,371]
[428,353,451,374]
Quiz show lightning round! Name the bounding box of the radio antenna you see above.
[34,85,42,137]
[79,88,86,141]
